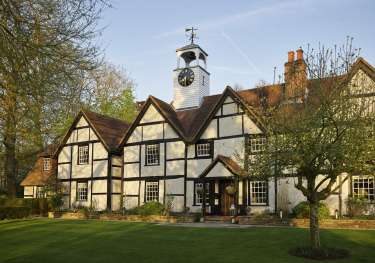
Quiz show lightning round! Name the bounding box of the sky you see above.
[98,0,375,102]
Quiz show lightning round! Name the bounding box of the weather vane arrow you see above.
[185,27,198,44]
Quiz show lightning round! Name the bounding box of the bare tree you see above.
[241,38,375,249]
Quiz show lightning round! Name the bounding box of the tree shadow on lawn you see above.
[1,220,375,263]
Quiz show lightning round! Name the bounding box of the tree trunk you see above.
[309,201,321,249]
[4,114,17,197]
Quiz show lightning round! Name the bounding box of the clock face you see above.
[178,68,194,87]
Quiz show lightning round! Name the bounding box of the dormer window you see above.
[43,158,51,171]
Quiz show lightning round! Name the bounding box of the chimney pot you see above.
[288,51,295,63]
[296,48,303,60]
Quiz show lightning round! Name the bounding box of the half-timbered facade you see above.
[23,42,375,216]
[55,110,129,211]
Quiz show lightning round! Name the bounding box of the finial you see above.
[185,27,198,44]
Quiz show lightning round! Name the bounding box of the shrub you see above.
[346,197,369,217]
[125,202,165,216]
[48,193,64,212]
[0,206,31,220]
[292,201,330,219]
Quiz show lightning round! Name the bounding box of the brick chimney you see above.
[284,48,307,101]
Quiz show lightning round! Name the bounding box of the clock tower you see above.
[172,29,210,110]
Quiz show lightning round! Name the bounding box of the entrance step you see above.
[204,216,232,223]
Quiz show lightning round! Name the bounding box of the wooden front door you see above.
[220,181,234,216]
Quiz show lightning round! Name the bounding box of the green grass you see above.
[0,219,374,263]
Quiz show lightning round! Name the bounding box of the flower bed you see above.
[290,218,375,229]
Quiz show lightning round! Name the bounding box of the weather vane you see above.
[185,27,198,44]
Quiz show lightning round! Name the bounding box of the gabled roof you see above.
[199,155,244,178]
[120,86,266,146]
[54,110,130,156]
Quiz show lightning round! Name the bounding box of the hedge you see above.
[0,206,31,220]
[292,201,330,219]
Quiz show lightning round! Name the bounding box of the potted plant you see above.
[225,184,237,196]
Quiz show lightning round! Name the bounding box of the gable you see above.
[206,162,234,178]
[350,69,375,95]
[140,104,165,123]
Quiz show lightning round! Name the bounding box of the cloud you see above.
[154,0,306,39]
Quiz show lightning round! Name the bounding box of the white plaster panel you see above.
[224,97,234,103]
[139,181,145,205]
[214,137,245,159]
[124,181,139,195]
[128,126,142,143]
[140,104,164,123]
[219,115,242,137]
[206,162,233,178]
[142,123,163,141]
[92,160,108,177]
[70,181,77,204]
[222,103,238,115]
[93,142,107,160]
[350,69,375,94]
[159,180,164,204]
[57,164,71,179]
[170,196,184,212]
[166,160,185,175]
[76,116,89,127]
[200,120,218,139]
[165,178,184,195]
[77,128,89,142]
[112,195,121,211]
[112,180,121,193]
[90,128,98,140]
[124,196,138,209]
[124,145,139,162]
[187,159,212,178]
[61,182,70,194]
[277,177,306,212]
[68,131,77,144]
[92,195,107,211]
[124,163,139,178]
[112,156,122,166]
[187,145,195,158]
[112,167,122,178]
[24,186,33,197]
[58,146,71,163]
[166,141,185,159]
[243,115,262,134]
[92,179,107,193]
[164,123,179,139]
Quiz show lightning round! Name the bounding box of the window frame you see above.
[248,136,267,154]
[193,182,210,206]
[145,181,159,203]
[195,140,212,158]
[77,144,90,165]
[352,176,374,202]
[145,143,160,166]
[43,158,51,171]
[36,186,45,198]
[248,180,268,206]
[76,181,88,202]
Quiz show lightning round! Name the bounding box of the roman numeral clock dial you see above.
[178,68,195,87]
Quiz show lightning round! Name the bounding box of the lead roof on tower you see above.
[176,44,208,56]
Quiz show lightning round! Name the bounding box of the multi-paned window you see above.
[353,176,374,201]
[145,144,160,165]
[78,144,89,165]
[36,186,45,198]
[43,158,51,171]
[145,181,159,202]
[249,181,268,205]
[196,142,211,157]
[194,182,210,205]
[77,182,88,201]
[249,137,266,153]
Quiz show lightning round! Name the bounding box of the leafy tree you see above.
[241,38,375,249]
[90,63,138,123]
[0,0,108,196]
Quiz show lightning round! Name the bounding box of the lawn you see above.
[0,219,374,263]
